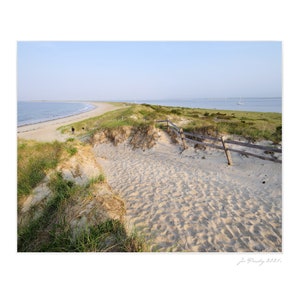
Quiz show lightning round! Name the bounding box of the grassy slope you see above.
[17,138,148,252]
[18,140,63,201]
[59,103,282,143]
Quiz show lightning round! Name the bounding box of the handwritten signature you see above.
[237,257,282,266]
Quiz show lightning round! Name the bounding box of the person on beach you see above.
[71,126,75,134]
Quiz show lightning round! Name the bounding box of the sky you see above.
[17,41,282,101]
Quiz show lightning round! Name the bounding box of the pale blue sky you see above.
[17,41,282,101]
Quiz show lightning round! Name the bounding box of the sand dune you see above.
[94,131,282,252]
[17,102,282,252]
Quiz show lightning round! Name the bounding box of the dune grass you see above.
[18,171,148,252]
[17,139,149,252]
[17,138,81,202]
[60,103,282,143]
[17,140,63,201]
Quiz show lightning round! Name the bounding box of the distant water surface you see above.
[129,98,282,113]
[17,98,281,127]
[17,101,95,126]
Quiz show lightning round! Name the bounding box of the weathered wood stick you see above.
[157,119,282,164]
[166,119,170,133]
[169,121,180,131]
[179,128,188,150]
[228,148,282,163]
[184,131,221,142]
[221,136,233,165]
[185,137,224,150]
[224,139,282,153]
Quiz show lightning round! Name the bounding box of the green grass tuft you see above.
[85,174,106,188]
[65,145,78,156]
[18,171,149,252]
[17,140,63,200]
[18,172,75,251]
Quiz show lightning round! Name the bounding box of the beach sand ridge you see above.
[94,131,282,252]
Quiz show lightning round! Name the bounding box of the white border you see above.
[2,1,299,299]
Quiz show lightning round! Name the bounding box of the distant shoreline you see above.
[109,98,282,113]
[17,100,282,143]
[17,102,121,142]
[17,101,97,127]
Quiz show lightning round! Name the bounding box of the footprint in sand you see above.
[94,137,282,252]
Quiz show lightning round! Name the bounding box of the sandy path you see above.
[94,132,282,252]
[17,102,119,142]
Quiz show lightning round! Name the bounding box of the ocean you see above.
[17,101,95,126]
[130,97,282,113]
[18,98,281,127]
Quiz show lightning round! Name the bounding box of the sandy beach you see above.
[94,131,282,252]
[17,102,118,142]
[17,103,282,252]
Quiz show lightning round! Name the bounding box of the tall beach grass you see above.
[17,138,149,252]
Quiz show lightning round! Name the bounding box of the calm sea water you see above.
[18,98,281,127]
[17,101,95,126]
[131,98,282,113]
